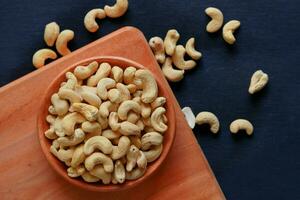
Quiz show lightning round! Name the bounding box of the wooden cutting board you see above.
[0,27,225,200]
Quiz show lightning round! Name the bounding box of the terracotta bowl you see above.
[37,56,176,192]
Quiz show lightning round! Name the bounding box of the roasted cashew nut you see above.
[84,136,113,155]
[99,101,118,118]
[123,66,136,84]
[51,93,69,116]
[248,70,269,94]
[151,107,168,133]
[87,62,111,87]
[135,69,158,103]
[118,100,141,120]
[230,119,254,135]
[56,29,74,56]
[57,128,85,147]
[74,61,99,80]
[182,106,196,129]
[172,45,197,70]
[44,22,60,47]
[143,144,163,162]
[205,7,224,33]
[108,112,120,131]
[185,38,202,60]
[61,112,86,135]
[222,20,241,45]
[32,49,57,68]
[126,145,139,172]
[104,0,128,18]
[85,152,114,172]
[90,165,111,184]
[58,88,82,104]
[116,83,131,101]
[67,165,85,178]
[164,29,180,56]
[102,129,121,140]
[71,144,86,167]
[195,111,220,134]
[149,37,166,64]
[84,9,106,32]
[110,136,131,160]
[162,57,184,82]
[81,172,100,182]
[111,66,123,83]
[119,121,141,136]
[126,167,146,180]
[113,160,126,183]
[141,132,163,150]
[97,78,116,100]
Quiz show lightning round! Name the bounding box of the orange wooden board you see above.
[0,27,225,200]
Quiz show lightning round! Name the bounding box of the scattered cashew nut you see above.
[56,29,74,56]
[205,7,224,33]
[84,9,106,32]
[162,57,184,82]
[164,29,180,56]
[222,20,241,45]
[44,22,60,46]
[185,37,202,60]
[230,119,254,135]
[104,0,128,18]
[172,45,197,70]
[149,37,166,64]
[248,70,269,94]
[32,49,57,68]
[195,111,220,134]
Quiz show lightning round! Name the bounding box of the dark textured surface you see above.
[0,0,299,199]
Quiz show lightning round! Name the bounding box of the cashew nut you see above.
[84,9,106,32]
[57,128,85,147]
[248,70,269,94]
[123,66,136,84]
[116,83,131,101]
[141,102,151,118]
[69,103,98,121]
[151,97,166,110]
[58,88,82,104]
[71,144,86,167]
[142,117,152,127]
[32,49,57,68]
[111,66,123,83]
[205,7,224,33]
[97,114,109,129]
[102,129,121,140]
[61,72,78,90]
[230,119,254,135]
[104,0,128,18]
[84,136,113,155]
[118,100,141,120]
[74,61,99,80]
[48,105,57,115]
[113,160,126,183]
[182,106,196,129]
[141,132,163,150]
[99,101,118,118]
[51,93,69,116]
[126,84,137,94]
[144,126,155,133]
[108,88,122,103]
[137,151,147,169]
[45,126,57,139]
[172,45,197,70]
[85,152,114,172]
[149,37,166,64]
[111,136,131,160]
[127,112,140,124]
[44,22,60,47]
[164,29,180,56]
[90,165,111,184]
[108,112,120,131]
[129,136,142,149]
[126,167,146,180]
[81,172,100,182]
[135,69,158,103]
[151,107,168,133]
[222,20,241,44]
[56,29,74,56]
[143,144,163,162]
[162,57,184,82]
[126,145,139,172]
[195,111,220,134]
[87,62,111,87]
[50,146,74,164]
[185,37,202,60]
[67,165,85,178]
[62,112,86,135]
[97,78,116,100]
[119,121,141,136]
[82,121,101,133]
[80,90,101,108]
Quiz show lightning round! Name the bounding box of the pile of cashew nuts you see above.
[45,61,168,184]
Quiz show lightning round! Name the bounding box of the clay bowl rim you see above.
[37,56,176,192]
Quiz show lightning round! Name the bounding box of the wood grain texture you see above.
[0,27,225,200]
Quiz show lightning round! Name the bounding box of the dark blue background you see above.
[1,0,299,199]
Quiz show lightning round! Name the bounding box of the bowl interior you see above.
[37,56,176,192]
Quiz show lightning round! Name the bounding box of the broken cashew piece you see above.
[164,29,180,56]
[205,7,224,33]
[74,61,99,80]
[248,70,269,94]
[69,103,98,121]
[149,37,166,64]
[84,136,113,155]
[111,136,131,160]
[32,49,57,69]
[151,107,168,133]
[185,38,202,60]
[230,119,254,135]
[172,45,197,70]
[97,78,116,100]
[195,111,220,134]
[118,100,141,120]
[141,132,163,150]
[135,69,158,103]
[104,0,128,18]
[87,62,111,87]
[182,107,196,129]
[84,9,106,32]
[222,20,241,45]
[85,152,114,172]
[56,29,74,56]
[162,57,184,82]
[113,160,126,183]
[90,165,111,184]
[44,22,60,46]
